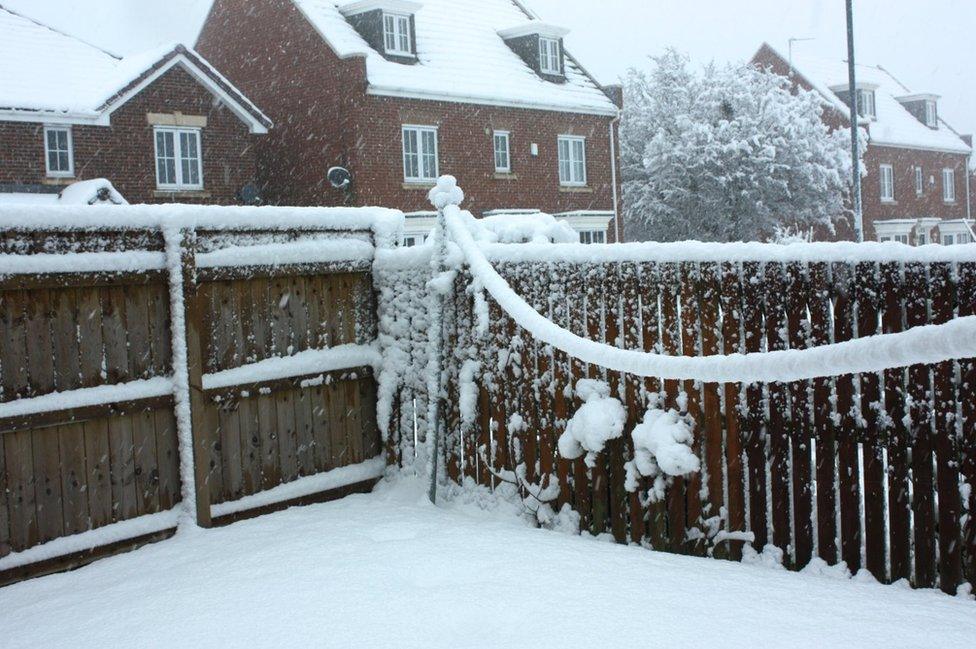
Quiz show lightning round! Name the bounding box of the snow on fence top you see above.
[0,204,405,248]
[444,203,976,383]
[196,239,375,269]
[0,250,166,275]
[482,239,976,265]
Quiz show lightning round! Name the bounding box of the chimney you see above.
[603,84,623,110]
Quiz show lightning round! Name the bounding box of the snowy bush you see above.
[624,408,700,501]
[622,49,858,242]
[557,379,626,467]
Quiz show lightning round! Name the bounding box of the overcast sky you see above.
[6,0,974,136]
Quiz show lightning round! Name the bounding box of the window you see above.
[383,13,412,56]
[942,168,956,202]
[924,100,938,127]
[893,234,909,244]
[879,164,894,202]
[402,234,426,247]
[915,167,924,196]
[558,136,586,186]
[538,37,561,75]
[154,128,202,190]
[493,131,511,173]
[44,126,74,177]
[958,233,972,245]
[579,230,606,244]
[878,236,891,243]
[402,125,438,183]
[943,234,955,246]
[917,232,927,246]
[857,89,876,119]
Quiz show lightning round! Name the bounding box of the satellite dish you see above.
[238,182,262,205]
[328,166,352,190]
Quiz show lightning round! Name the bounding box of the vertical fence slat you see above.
[659,263,685,551]
[930,262,962,594]
[603,264,629,543]
[856,261,886,582]
[639,262,667,550]
[621,262,645,545]
[881,262,911,581]
[550,265,573,510]
[905,261,936,588]
[720,262,746,561]
[808,263,837,565]
[586,265,608,536]
[764,262,791,565]
[679,262,705,556]
[699,263,725,558]
[832,262,861,574]
[740,261,767,552]
[958,261,976,588]
[786,262,814,569]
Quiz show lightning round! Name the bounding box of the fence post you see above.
[164,226,212,528]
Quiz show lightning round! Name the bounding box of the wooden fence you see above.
[396,254,976,595]
[0,215,383,584]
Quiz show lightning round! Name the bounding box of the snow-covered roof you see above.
[780,47,970,155]
[0,5,271,132]
[291,0,618,115]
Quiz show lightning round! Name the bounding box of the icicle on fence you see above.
[0,206,392,584]
[383,252,976,595]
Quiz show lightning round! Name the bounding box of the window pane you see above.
[398,16,410,52]
[403,130,419,179]
[384,15,396,51]
[180,132,201,186]
[421,130,437,179]
[156,131,177,185]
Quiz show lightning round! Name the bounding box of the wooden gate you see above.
[0,208,387,584]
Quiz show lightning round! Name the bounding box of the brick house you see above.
[195,0,623,244]
[753,44,973,244]
[0,5,271,206]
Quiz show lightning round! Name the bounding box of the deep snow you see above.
[1,477,972,649]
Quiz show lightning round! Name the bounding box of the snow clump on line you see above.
[625,408,699,501]
[557,380,626,467]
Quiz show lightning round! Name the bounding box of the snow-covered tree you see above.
[622,50,857,242]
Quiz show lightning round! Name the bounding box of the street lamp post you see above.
[846,0,864,242]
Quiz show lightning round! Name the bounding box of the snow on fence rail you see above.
[378,206,976,596]
[0,204,396,584]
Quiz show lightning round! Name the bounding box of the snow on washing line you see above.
[442,202,976,384]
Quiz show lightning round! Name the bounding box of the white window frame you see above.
[558,135,587,187]
[44,126,74,178]
[943,233,955,246]
[879,164,894,202]
[915,167,924,196]
[857,89,876,119]
[924,100,938,127]
[892,234,909,244]
[401,125,439,184]
[383,12,412,56]
[578,229,606,245]
[153,126,204,191]
[916,232,927,246]
[493,131,511,173]
[942,168,956,202]
[538,37,562,76]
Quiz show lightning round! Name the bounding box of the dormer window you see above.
[896,93,940,129]
[498,21,569,82]
[539,37,561,76]
[340,0,420,63]
[383,12,412,55]
[924,100,938,127]
[857,89,876,119]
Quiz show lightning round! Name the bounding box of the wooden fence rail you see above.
[0,220,383,584]
[391,256,976,595]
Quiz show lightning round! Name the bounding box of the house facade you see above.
[0,6,271,206]
[195,0,623,243]
[754,43,973,245]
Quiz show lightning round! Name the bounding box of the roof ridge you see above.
[0,3,122,60]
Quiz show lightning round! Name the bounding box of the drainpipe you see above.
[609,110,622,243]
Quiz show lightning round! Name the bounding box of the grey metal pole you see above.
[846,0,864,242]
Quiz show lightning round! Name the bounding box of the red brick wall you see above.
[0,65,259,204]
[345,95,617,218]
[196,0,622,239]
[860,146,969,240]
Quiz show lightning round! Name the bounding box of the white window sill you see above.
[560,185,593,193]
[385,50,416,59]
[402,181,436,190]
[154,189,210,198]
[880,199,896,204]
[43,176,75,184]
[493,172,517,179]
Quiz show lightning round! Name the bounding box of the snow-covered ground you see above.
[1,478,973,649]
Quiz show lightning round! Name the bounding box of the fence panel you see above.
[0,214,385,584]
[405,252,975,595]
